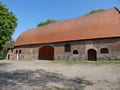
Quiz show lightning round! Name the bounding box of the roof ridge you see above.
[114,7,120,13]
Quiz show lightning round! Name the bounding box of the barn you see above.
[7,7,120,61]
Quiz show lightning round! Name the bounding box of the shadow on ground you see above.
[0,69,93,90]
[0,63,11,68]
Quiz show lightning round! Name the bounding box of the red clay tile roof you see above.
[15,8,120,46]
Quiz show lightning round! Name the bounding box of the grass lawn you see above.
[52,60,120,65]
[1,59,120,65]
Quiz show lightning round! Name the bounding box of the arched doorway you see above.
[39,46,54,60]
[8,54,10,60]
[88,49,97,61]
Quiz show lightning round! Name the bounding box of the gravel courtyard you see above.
[0,60,120,90]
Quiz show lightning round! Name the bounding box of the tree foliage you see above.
[0,40,14,58]
[37,19,57,27]
[84,9,104,16]
[0,2,17,51]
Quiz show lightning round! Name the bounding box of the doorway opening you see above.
[8,54,10,60]
[39,46,54,60]
[88,49,97,61]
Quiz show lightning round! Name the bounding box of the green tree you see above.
[0,2,17,51]
[0,40,15,58]
[37,19,57,27]
[84,9,104,16]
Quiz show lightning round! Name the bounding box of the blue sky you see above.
[1,0,120,40]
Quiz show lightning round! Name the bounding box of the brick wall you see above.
[13,37,120,61]
[6,49,13,60]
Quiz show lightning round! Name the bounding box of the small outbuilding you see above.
[11,7,120,61]
[6,48,14,60]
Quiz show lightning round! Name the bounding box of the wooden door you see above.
[39,46,54,60]
[88,49,97,61]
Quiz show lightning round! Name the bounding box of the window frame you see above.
[73,50,79,54]
[19,50,21,54]
[100,48,109,54]
[16,50,18,54]
[64,44,71,52]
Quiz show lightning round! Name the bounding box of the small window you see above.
[19,50,21,54]
[65,44,71,52]
[100,48,109,54]
[16,50,18,54]
[73,50,78,54]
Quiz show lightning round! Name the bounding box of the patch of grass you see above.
[5,60,35,62]
[16,60,35,62]
[61,88,74,90]
[69,77,92,85]
[104,80,110,83]
[117,80,120,84]
[52,60,120,65]
[49,86,74,90]
[72,79,84,84]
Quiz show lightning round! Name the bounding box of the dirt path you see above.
[0,60,120,90]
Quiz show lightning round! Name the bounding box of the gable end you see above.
[114,7,120,13]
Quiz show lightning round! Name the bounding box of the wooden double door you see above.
[39,46,54,60]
